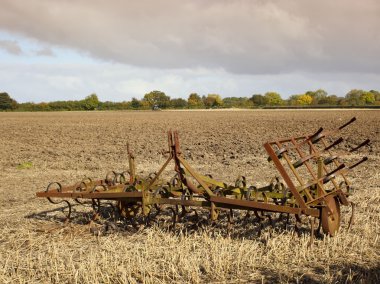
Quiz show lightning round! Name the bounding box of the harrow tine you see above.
[339,117,356,130]
[324,137,344,151]
[349,139,370,153]
[348,156,368,170]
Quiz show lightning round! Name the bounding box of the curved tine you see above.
[150,205,162,220]
[308,216,315,249]
[91,184,108,193]
[112,172,120,185]
[264,212,273,226]
[103,202,117,220]
[63,200,72,221]
[119,172,127,184]
[179,205,188,219]
[78,177,93,192]
[294,214,304,236]
[46,182,65,206]
[244,210,251,220]
[74,198,86,205]
[253,210,265,221]
[168,207,177,231]
[227,208,234,224]
[105,171,117,185]
[347,202,355,230]
[283,213,290,230]
[91,199,101,213]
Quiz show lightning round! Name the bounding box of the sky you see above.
[0,0,379,103]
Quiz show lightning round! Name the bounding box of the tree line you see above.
[1,89,380,111]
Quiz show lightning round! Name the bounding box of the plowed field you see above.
[0,110,379,283]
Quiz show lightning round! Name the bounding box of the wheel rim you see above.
[321,196,341,236]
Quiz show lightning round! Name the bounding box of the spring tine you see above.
[339,117,356,130]
[349,139,370,152]
[348,157,368,170]
[324,137,344,151]
[327,164,345,176]
[348,202,355,230]
[323,164,346,183]
[310,128,325,144]
[310,127,323,140]
[323,156,338,165]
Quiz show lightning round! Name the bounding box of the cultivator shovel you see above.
[36,117,369,237]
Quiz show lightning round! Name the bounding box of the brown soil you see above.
[0,110,379,283]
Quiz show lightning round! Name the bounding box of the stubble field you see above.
[0,110,379,283]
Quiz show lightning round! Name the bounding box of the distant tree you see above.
[345,89,364,105]
[264,92,283,106]
[223,97,252,108]
[170,98,188,109]
[250,94,266,106]
[130,97,141,109]
[0,92,18,110]
[204,94,223,108]
[81,93,99,110]
[306,89,328,105]
[187,93,204,109]
[369,90,380,101]
[360,92,375,105]
[318,94,338,105]
[143,90,170,109]
[294,94,313,105]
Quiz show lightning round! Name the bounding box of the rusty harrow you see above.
[36,117,369,237]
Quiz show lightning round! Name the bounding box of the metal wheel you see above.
[321,196,341,236]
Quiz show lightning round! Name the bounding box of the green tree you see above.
[360,92,375,105]
[319,95,339,105]
[170,98,188,109]
[264,92,283,106]
[250,94,266,106]
[0,92,18,110]
[223,97,252,108]
[130,97,141,109]
[345,89,364,105]
[369,90,380,101]
[143,90,170,109]
[81,93,99,110]
[187,93,204,109]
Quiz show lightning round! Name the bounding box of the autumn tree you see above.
[187,93,204,108]
[143,90,170,109]
[345,89,375,105]
[306,89,328,105]
[289,94,313,105]
[203,94,223,108]
[264,92,283,106]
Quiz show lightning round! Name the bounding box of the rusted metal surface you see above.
[36,117,369,238]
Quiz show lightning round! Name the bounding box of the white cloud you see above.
[0,39,22,55]
[0,1,379,102]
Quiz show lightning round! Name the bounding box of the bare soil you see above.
[0,110,379,283]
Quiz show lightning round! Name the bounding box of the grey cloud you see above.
[0,39,22,55]
[0,0,379,74]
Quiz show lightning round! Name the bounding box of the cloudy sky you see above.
[0,0,379,103]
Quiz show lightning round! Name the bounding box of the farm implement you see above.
[36,117,369,237]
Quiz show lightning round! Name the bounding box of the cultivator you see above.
[36,117,369,237]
